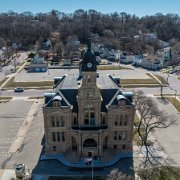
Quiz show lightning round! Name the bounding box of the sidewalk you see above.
[40,151,132,169]
[0,169,16,180]
[0,53,28,89]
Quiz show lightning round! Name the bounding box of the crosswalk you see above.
[0,152,11,157]
[0,137,16,144]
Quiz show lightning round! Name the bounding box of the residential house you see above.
[28,51,48,72]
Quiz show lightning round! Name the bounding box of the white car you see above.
[14,87,24,92]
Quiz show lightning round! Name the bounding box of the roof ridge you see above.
[58,90,72,108]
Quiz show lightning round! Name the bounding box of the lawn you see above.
[133,113,142,146]
[167,97,180,112]
[0,96,12,103]
[0,96,12,100]
[139,166,180,180]
[0,77,9,86]
[134,113,140,126]
[121,78,158,84]
[121,73,160,85]
[123,84,162,88]
[97,65,132,70]
[154,74,169,85]
[28,96,44,99]
[4,77,53,88]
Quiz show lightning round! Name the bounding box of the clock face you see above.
[86,88,95,97]
[87,62,93,68]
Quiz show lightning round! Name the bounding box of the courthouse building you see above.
[43,44,135,159]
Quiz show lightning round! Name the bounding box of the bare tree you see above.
[54,41,64,57]
[134,91,176,167]
[11,57,18,72]
[160,84,164,99]
[0,38,6,48]
[107,169,134,180]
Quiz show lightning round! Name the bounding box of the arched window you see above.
[84,105,95,126]
[118,99,126,106]
[74,116,77,125]
[53,101,60,107]
[83,139,97,147]
[114,131,117,140]
[53,95,62,107]
[87,75,91,83]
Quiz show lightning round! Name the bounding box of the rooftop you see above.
[55,74,119,90]
[44,73,134,112]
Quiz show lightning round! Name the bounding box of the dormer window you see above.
[52,95,62,107]
[53,101,60,107]
[116,95,126,106]
[118,100,126,106]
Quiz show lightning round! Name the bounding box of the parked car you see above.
[15,163,25,179]
[14,87,24,92]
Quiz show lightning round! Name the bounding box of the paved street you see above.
[1,89,49,98]
[0,52,28,82]
[154,98,180,165]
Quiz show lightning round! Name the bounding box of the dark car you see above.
[14,87,24,92]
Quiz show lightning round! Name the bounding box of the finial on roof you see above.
[87,36,91,50]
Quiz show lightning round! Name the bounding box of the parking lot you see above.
[0,99,44,171]
[0,100,33,166]
[14,67,150,83]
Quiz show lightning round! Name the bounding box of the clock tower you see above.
[81,41,97,72]
[78,41,102,129]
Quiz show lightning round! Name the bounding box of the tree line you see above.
[0,9,180,53]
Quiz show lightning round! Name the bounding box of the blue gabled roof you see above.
[100,89,118,112]
[44,92,68,107]
[60,89,78,112]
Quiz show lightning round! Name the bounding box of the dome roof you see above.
[116,95,126,101]
[53,95,62,101]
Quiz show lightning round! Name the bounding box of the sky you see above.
[0,0,179,17]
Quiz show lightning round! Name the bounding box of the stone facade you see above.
[43,45,135,159]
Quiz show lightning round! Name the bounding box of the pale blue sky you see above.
[0,0,179,17]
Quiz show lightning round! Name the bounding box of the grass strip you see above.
[121,73,160,85]
[97,65,132,70]
[28,96,44,99]
[123,84,162,88]
[0,77,9,86]
[4,77,53,88]
[139,166,180,180]
[0,96,13,100]
[154,74,169,85]
[167,97,180,112]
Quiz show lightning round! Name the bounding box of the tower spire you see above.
[87,37,91,50]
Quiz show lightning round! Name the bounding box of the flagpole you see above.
[92,151,93,180]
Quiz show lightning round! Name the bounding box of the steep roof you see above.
[44,74,133,112]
